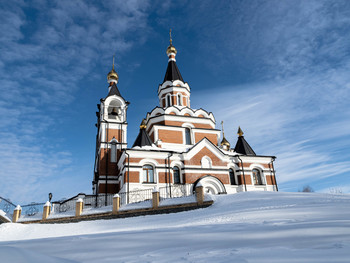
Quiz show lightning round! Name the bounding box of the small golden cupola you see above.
[166,29,177,60]
[220,121,231,150]
[107,55,119,84]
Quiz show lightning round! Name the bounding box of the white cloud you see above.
[0,1,153,204]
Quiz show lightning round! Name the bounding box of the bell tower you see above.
[92,57,129,195]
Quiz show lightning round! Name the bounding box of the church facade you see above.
[92,36,278,197]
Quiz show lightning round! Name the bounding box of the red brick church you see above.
[92,34,278,197]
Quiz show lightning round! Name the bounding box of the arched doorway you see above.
[193,175,226,194]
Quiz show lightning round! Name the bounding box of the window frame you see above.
[185,128,192,145]
[229,168,236,185]
[166,94,171,107]
[252,168,264,185]
[143,165,155,183]
[173,166,181,184]
[177,94,182,106]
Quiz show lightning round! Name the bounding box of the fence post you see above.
[12,205,21,223]
[42,201,51,220]
[76,198,83,217]
[196,183,204,205]
[152,187,160,209]
[112,194,120,214]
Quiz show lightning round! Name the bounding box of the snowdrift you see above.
[0,191,349,262]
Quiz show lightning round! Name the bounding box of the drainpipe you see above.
[105,123,109,206]
[271,157,278,191]
[168,152,173,198]
[125,152,130,204]
[236,155,247,192]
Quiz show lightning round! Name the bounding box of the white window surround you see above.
[201,156,212,169]
[110,138,118,163]
[228,168,237,185]
[166,94,171,107]
[251,168,265,185]
[142,164,156,183]
[177,93,182,106]
[173,166,181,184]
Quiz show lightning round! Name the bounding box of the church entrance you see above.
[193,175,226,194]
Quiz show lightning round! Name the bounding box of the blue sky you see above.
[1,0,350,204]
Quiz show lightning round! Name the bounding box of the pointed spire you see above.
[132,119,153,148]
[164,29,184,82]
[234,127,256,155]
[237,126,244,137]
[107,54,119,84]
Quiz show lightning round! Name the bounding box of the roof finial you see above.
[221,121,225,136]
[140,119,147,129]
[220,120,230,148]
[107,54,119,84]
[166,29,177,56]
[237,126,244,137]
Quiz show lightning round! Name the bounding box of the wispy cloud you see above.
[0,1,152,203]
[195,69,350,191]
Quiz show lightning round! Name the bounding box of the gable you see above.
[185,138,227,166]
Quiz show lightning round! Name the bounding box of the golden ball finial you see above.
[220,137,230,147]
[107,55,119,83]
[166,28,177,56]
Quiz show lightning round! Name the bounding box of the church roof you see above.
[163,60,184,82]
[234,136,256,156]
[132,121,153,148]
[106,82,122,98]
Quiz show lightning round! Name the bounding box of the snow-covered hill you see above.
[0,191,350,262]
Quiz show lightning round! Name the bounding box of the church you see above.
[92,34,278,198]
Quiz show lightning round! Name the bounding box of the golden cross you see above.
[169,29,172,45]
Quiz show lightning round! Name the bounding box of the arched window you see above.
[110,138,118,163]
[143,165,154,183]
[166,94,171,107]
[252,169,263,185]
[173,166,181,184]
[229,168,236,185]
[201,156,212,169]
[107,100,123,121]
[185,128,191,145]
[177,94,182,106]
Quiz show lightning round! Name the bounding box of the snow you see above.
[1,192,350,262]
[44,201,51,207]
[196,181,203,187]
[0,210,11,223]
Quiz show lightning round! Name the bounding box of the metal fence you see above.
[119,188,153,206]
[159,184,193,200]
[0,197,16,216]
[52,194,115,213]
[1,184,196,218]
[21,202,45,216]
